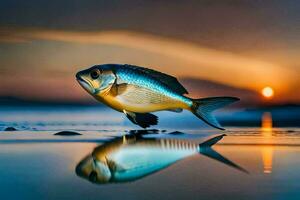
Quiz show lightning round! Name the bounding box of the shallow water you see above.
[1,129,300,200]
[0,107,300,200]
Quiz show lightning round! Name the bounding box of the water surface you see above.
[0,106,299,200]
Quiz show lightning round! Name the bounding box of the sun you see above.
[262,87,274,98]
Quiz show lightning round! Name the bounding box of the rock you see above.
[4,127,17,131]
[54,131,81,136]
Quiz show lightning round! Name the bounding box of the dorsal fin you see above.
[124,64,188,95]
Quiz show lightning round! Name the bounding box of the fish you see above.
[75,132,247,184]
[76,64,239,129]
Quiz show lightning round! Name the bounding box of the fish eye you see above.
[90,69,101,79]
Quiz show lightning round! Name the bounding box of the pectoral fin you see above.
[123,110,158,128]
[115,83,129,95]
[106,157,126,172]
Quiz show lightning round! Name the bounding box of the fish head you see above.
[75,155,112,184]
[76,65,116,96]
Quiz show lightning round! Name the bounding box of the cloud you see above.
[0,27,295,91]
[0,28,290,88]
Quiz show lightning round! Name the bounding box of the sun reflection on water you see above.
[261,112,273,174]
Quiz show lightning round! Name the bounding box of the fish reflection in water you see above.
[76,132,247,184]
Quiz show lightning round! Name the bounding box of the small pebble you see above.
[129,129,159,135]
[287,130,295,133]
[169,131,184,135]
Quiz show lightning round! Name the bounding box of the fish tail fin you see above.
[199,134,248,173]
[191,96,239,130]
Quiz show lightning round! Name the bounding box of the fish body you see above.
[84,64,191,112]
[75,133,246,184]
[76,64,239,129]
[112,65,192,112]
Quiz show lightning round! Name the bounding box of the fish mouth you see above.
[76,73,95,94]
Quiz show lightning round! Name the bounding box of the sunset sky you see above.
[0,0,299,104]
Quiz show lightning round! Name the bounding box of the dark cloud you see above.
[0,0,299,51]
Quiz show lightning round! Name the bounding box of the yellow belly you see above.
[95,91,188,113]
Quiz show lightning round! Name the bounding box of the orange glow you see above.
[261,112,273,174]
[262,147,273,174]
[261,112,273,133]
[0,27,294,93]
[262,87,274,98]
